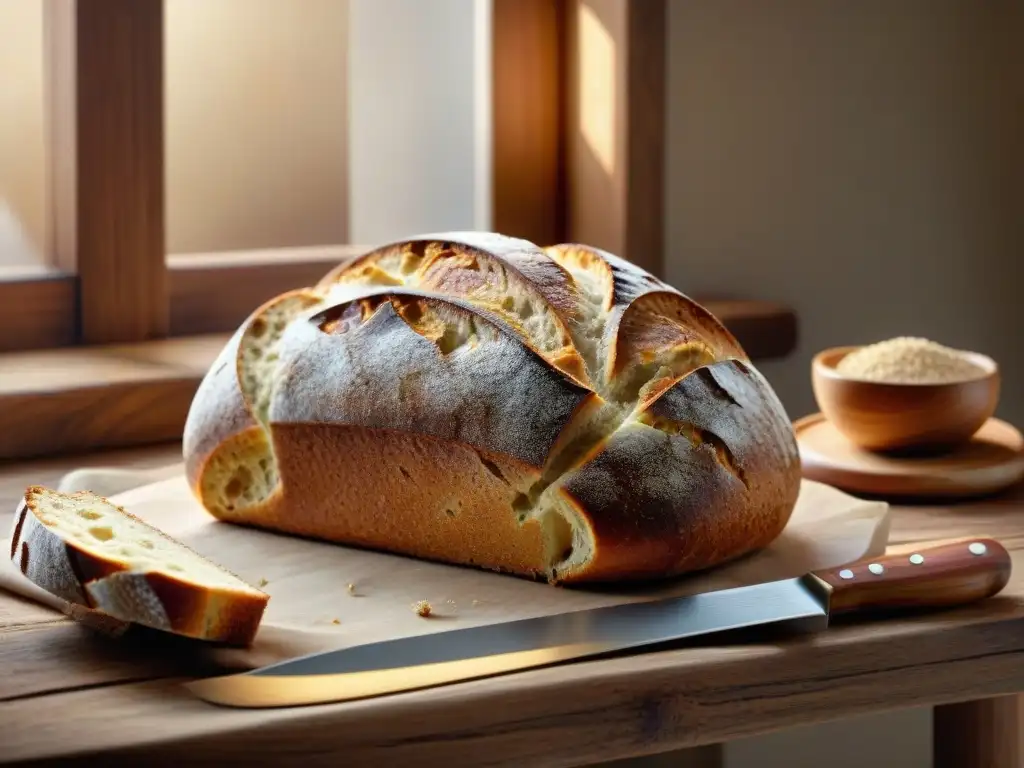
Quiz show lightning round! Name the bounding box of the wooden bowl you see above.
[811,345,1000,453]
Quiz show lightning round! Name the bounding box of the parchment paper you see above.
[1,465,891,668]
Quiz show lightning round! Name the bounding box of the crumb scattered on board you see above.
[347,582,357,595]
[331,618,341,625]
[413,600,433,617]
[258,578,269,588]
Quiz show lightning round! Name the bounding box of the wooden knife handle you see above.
[811,538,1012,616]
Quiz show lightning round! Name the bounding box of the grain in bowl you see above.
[812,341,999,451]
[836,337,988,385]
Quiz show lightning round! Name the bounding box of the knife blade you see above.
[186,537,1011,708]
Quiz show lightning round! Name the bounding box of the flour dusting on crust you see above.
[183,232,800,583]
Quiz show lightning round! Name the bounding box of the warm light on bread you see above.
[183,232,801,584]
[10,486,269,645]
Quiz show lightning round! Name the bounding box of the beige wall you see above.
[347,0,488,244]
[664,2,1023,766]
[0,0,45,267]
[166,0,348,253]
[0,0,349,265]
[665,0,1024,429]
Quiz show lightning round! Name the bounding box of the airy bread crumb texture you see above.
[327,241,584,384]
[28,489,248,588]
[239,291,322,429]
[543,250,613,388]
[200,427,279,519]
[837,337,987,384]
[12,486,269,644]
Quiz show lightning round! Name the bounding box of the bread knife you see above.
[186,538,1011,708]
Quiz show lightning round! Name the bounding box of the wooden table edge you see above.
[4,602,1024,766]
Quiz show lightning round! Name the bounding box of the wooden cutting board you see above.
[0,470,892,671]
[796,413,1024,500]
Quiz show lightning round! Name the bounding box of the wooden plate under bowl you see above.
[794,413,1024,500]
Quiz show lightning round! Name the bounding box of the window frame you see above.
[1,0,674,350]
[0,0,797,462]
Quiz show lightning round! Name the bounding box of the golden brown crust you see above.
[323,232,578,314]
[86,570,269,646]
[230,423,554,579]
[611,291,747,376]
[556,359,800,582]
[546,243,670,311]
[317,234,590,385]
[186,232,801,584]
[545,244,744,397]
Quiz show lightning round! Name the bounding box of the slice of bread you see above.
[10,486,269,646]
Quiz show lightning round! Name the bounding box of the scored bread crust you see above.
[184,232,801,584]
[555,359,799,581]
[10,486,269,645]
[182,324,254,492]
[272,293,598,467]
[317,232,589,384]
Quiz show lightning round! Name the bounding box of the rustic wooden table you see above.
[1,443,1023,767]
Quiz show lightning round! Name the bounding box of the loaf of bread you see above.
[183,232,800,584]
[10,486,269,645]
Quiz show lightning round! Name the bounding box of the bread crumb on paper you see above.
[413,600,433,617]
[331,618,341,625]
[258,578,269,588]
[347,582,357,595]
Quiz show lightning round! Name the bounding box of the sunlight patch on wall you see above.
[0,0,45,268]
[578,3,616,177]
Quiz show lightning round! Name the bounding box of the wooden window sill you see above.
[0,300,797,462]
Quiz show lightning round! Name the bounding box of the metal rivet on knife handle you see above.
[820,538,1011,618]
[838,569,854,580]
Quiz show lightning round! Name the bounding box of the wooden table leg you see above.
[934,695,1022,768]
